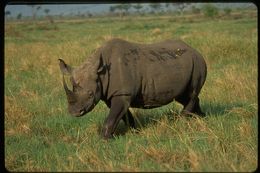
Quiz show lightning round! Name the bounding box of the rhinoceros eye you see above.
[88,90,94,98]
[72,82,83,92]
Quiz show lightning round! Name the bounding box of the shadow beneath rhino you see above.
[132,109,182,130]
[130,101,245,131]
[131,101,245,131]
[97,101,245,137]
[201,101,245,116]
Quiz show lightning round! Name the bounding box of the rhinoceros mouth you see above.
[71,111,85,117]
[69,108,86,117]
[80,110,85,116]
[73,105,93,117]
[71,101,97,117]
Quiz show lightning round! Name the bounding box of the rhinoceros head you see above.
[59,58,102,117]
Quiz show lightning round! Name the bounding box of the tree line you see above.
[5,3,254,21]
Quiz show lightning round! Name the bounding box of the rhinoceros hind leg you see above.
[178,97,205,117]
[175,93,192,112]
[193,97,205,117]
[176,91,205,116]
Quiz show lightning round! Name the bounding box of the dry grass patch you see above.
[5,96,32,136]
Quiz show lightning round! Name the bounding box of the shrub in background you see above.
[202,4,219,18]
[224,7,232,16]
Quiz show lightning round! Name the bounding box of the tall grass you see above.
[5,14,257,171]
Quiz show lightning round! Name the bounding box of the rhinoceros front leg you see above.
[102,96,130,139]
[122,109,136,129]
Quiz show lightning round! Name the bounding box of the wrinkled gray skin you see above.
[59,38,207,139]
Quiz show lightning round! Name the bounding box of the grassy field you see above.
[5,13,257,171]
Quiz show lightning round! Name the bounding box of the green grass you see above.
[5,13,257,172]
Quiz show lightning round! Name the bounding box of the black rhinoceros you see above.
[59,38,207,139]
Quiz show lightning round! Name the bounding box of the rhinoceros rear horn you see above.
[59,58,73,75]
[62,75,76,102]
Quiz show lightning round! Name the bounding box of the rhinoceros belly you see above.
[134,61,193,108]
[147,77,186,107]
[131,74,190,109]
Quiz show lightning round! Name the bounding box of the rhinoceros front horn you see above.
[59,59,76,101]
[59,58,73,75]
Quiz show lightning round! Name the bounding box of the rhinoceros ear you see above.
[59,59,73,75]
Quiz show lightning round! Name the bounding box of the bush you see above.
[191,5,201,14]
[224,7,232,15]
[202,4,219,18]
